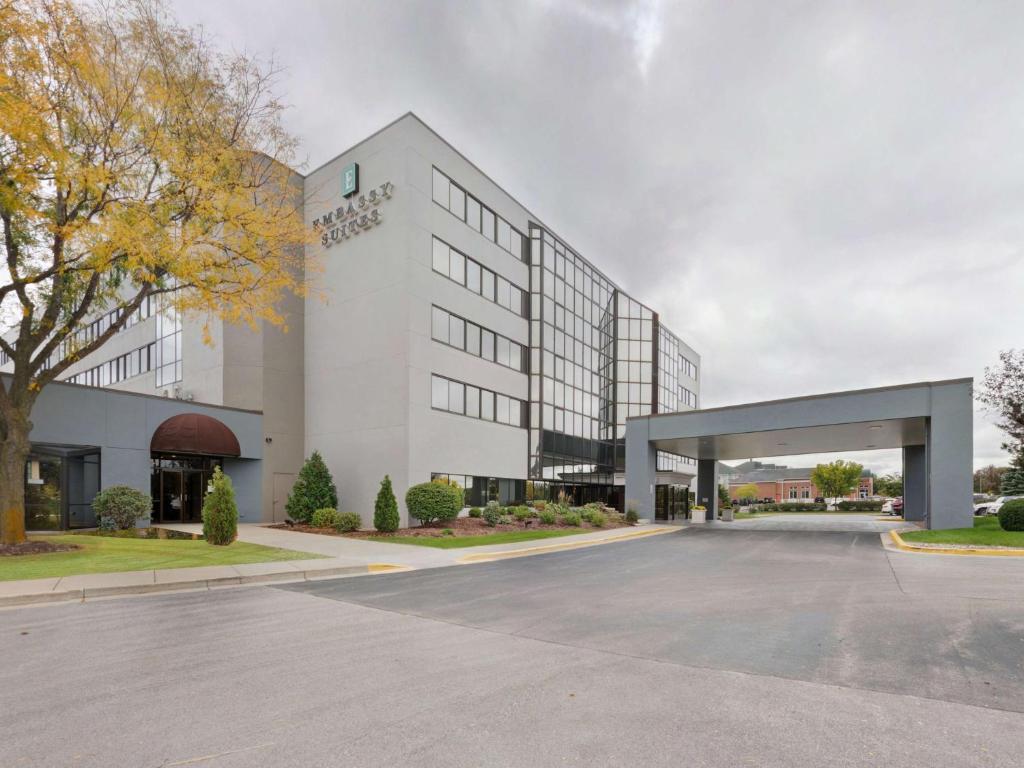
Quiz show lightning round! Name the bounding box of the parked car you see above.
[892,498,904,515]
[975,495,1024,516]
[881,499,894,513]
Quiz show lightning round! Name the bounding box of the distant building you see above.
[722,461,873,503]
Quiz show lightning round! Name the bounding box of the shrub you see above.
[286,451,338,524]
[92,485,150,530]
[538,509,557,525]
[512,506,533,521]
[836,500,882,512]
[483,501,503,527]
[468,507,482,518]
[562,511,581,527]
[310,508,341,529]
[625,508,639,525]
[534,500,547,512]
[202,467,237,545]
[442,528,455,536]
[335,512,363,532]
[406,482,461,525]
[374,475,400,532]
[588,510,607,527]
[998,499,1024,531]
[579,508,594,523]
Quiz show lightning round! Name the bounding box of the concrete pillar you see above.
[697,459,719,521]
[902,445,926,522]
[926,383,974,530]
[625,418,656,520]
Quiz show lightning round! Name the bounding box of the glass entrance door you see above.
[151,455,222,524]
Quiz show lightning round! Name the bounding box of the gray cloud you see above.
[170,0,1024,475]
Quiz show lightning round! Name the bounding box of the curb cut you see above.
[0,563,407,609]
[457,527,676,564]
[887,529,1024,557]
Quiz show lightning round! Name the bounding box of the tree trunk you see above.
[0,416,31,546]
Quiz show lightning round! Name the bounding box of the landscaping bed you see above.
[1,540,81,557]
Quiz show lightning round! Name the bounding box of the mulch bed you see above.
[0,540,81,556]
[270,514,628,539]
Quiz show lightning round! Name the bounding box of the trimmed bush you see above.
[406,482,461,525]
[998,499,1024,531]
[836,500,883,512]
[93,485,150,530]
[286,451,338,524]
[625,508,639,525]
[588,510,607,527]
[202,467,237,545]
[538,509,557,525]
[468,507,482,518]
[562,510,581,527]
[483,501,503,527]
[374,475,400,532]
[336,512,363,532]
[512,506,533,521]
[310,508,341,528]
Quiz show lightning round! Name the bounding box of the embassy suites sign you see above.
[312,165,394,248]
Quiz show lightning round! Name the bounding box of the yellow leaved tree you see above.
[0,0,312,544]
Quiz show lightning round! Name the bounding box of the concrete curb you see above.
[887,529,1024,557]
[0,563,407,609]
[457,526,676,564]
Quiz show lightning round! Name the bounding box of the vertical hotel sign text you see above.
[313,179,393,248]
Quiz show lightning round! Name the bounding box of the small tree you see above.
[735,483,760,503]
[811,460,864,504]
[717,484,730,507]
[374,475,399,532]
[202,467,237,545]
[1001,457,1024,496]
[286,451,338,524]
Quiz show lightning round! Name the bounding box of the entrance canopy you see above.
[625,379,973,530]
[151,413,241,457]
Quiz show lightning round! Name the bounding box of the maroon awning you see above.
[150,413,241,457]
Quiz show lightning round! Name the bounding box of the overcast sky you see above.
[170,0,1023,476]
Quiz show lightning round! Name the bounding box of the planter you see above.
[691,508,706,524]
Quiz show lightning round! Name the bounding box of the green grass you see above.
[2,534,323,582]
[900,516,1024,547]
[365,528,592,549]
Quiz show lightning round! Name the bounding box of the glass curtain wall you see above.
[24,446,101,530]
[529,226,616,488]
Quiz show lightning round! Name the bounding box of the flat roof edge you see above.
[630,377,973,420]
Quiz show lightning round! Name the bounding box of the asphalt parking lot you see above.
[3,526,1023,767]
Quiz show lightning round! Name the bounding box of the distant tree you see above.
[811,460,864,504]
[974,465,1008,495]
[875,473,903,498]
[286,451,338,524]
[979,349,1024,467]
[735,483,760,502]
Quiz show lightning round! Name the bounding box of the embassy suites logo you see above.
[312,168,393,248]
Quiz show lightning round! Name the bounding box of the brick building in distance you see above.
[722,461,874,504]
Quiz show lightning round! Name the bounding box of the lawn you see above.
[365,528,592,549]
[900,516,1024,547]
[0,534,322,582]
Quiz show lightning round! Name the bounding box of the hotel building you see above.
[3,113,700,530]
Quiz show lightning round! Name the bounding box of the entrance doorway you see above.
[150,455,222,524]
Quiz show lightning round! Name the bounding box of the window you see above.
[431,237,527,318]
[430,306,526,373]
[431,167,526,262]
[155,294,182,387]
[66,342,156,388]
[431,374,524,428]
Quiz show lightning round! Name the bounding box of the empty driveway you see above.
[3,526,1023,767]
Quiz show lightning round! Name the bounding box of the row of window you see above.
[431,306,526,373]
[431,374,526,428]
[432,168,527,262]
[1,295,158,371]
[432,236,527,317]
[66,342,157,388]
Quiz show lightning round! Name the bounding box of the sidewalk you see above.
[0,523,678,608]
